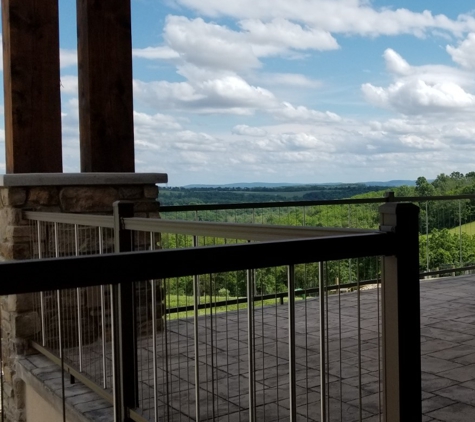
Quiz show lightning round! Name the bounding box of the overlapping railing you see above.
[11,200,422,422]
[161,192,475,277]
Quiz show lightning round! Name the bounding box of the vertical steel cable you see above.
[319,262,326,422]
[459,200,463,267]
[54,223,66,422]
[150,231,160,422]
[163,275,170,422]
[338,265,343,422]
[377,259,382,422]
[210,272,216,422]
[58,288,66,422]
[38,222,46,347]
[74,225,83,373]
[224,240,231,420]
[274,265,280,421]
[357,260,362,421]
[185,273,192,420]
[288,265,297,422]
[98,227,107,389]
[247,268,256,422]
[426,202,430,271]
[193,235,201,422]
[304,263,310,420]
[110,273,118,421]
[259,269,266,413]
[236,270,242,422]
[325,262,330,421]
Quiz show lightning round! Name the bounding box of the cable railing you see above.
[15,201,421,422]
[161,192,475,277]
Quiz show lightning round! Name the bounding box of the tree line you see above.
[160,171,475,300]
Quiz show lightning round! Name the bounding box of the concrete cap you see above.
[0,173,168,187]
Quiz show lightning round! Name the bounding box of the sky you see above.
[3,1,475,186]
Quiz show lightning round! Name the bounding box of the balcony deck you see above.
[20,275,475,422]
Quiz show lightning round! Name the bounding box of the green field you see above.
[165,294,301,320]
[448,221,475,235]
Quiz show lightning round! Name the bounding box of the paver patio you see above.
[21,275,475,421]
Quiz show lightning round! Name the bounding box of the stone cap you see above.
[0,173,168,187]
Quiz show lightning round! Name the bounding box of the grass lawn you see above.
[165,294,303,320]
[448,221,475,235]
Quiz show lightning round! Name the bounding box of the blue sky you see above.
[4,1,475,185]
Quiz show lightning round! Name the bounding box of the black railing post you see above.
[112,201,137,421]
[379,202,421,422]
[384,191,395,202]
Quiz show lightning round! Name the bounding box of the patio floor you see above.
[20,275,475,421]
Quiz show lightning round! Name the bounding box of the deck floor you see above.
[21,275,475,422]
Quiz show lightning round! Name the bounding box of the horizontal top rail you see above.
[24,211,114,228]
[159,193,475,212]
[0,232,394,295]
[160,197,385,212]
[124,218,375,240]
[24,211,375,239]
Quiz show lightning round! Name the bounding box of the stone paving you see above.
[20,275,475,421]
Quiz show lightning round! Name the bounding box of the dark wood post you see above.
[2,0,63,173]
[379,202,421,422]
[77,0,135,172]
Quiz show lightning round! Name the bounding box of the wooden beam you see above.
[2,0,63,173]
[77,0,135,173]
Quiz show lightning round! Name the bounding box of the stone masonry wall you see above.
[0,183,161,422]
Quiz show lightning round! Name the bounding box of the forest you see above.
[160,183,392,205]
[159,172,475,308]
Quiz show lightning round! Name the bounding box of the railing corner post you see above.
[379,202,421,422]
[384,191,395,202]
[112,200,137,421]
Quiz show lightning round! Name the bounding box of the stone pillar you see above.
[0,173,167,422]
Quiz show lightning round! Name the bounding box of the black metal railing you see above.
[161,191,475,277]
[2,201,421,422]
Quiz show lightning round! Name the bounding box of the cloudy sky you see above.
[5,1,475,185]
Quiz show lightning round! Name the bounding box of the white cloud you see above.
[362,49,475,115]
[172,0,475,37]
[259,73,322,88]
[447,33,475,70]
[60,49,77,69]
[51,2,475,184]
[232,125,267,137]
[133,75,276,114]
[60,75,78,95]
[271,132,336,152]
[384,49,411,76]
[273,102,341,123]
[164,16,261,71]
[134,111,182,131]
[163,15,338,73]
[134,74,340,125]
[239,18,338,52]
[55,90,475,184]
[132,46,180,60]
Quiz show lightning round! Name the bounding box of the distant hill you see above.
[183,180,415,188]
[363,180,416,187]
[184,182,304,188]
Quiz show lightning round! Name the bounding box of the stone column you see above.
[0,172,167,422]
